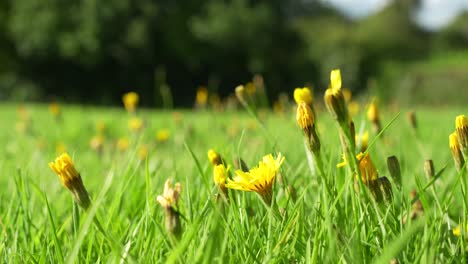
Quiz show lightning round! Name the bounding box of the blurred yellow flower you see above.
[17,105,30,121]
[196,86,208,107]
[122,92,139,112]
[449,132,464,171]
[296,102,314,132]
[138,145,149,160]
[367,101,379,123]
[456,115,468,154]
[348,101,360,116]
[338,152,378,185]
[49,103,61,118]
[49,153,90,209]
[117,137,129,152]
[235,85,246,105]
[324,69,348,123]
[208,149,223,166]
[213,164,229,197]
[293,87,313,105]
[356,131,369,152]
[90,135,104,152]
[245,82,256,95]
[453,223,468,237]
[128,117,144,132]
[226,153,284,204]
[343,88,352,102]
[156,129,170,142]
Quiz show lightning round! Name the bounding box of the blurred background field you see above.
[0,0,468,107]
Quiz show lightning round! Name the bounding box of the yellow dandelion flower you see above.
[213,164,229,197]
[49,153,90,209]
[293,87,313,105]
[122,92,139,112]
[196,86,208,106]
[343,88,352,102]
[453,223,468,237]
[156,129,170,143]
[296,102,314,131]
[207,149,223,166]
[116,137,129,152]
[49,103,61,118]
[367,101,379,123]
[226,153,285,205]
[128,117,144,132]
[450,132,464,171]
[456,115,468,155]
[357,152,378,184]
[138,145,149,161]
[324,69,348,123]
[356,131,369,152]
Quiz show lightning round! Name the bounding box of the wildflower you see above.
[225,153,284,205]
[453,222,468,237]
[348,101,360,117]
[116,137,129,152]
[424,160,435,179]
[343,88,352,103]
[138,145,149,161]
[356,131,369,153]
[296,102,320,153]
[356,152,378,184]
[49,153,91,209]
[235,85,246,106]
[449,132,464,171]
[128,117,144,132]
[324,69,348,124]
[49,102,61,119]
[122,92,139,112]
[157,179,182,237]
[90,135,104,152]
[213,164,229,197]
[456,115,468,155]
[387,156,401,187]
[367,101,381,133]
[195,86,208,107]
[293,87,313,106]
[156,129,170,143]
[207,149,223,166]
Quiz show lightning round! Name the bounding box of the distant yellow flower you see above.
[367,101,379,123]
[49,153,90,209]
[17,105,30,121]
[343,88,352,102]
[456,115,468,155]
[138,145,149,160]
[450,132,464,171]
[226,153,285,205]
[157,179,182,236]
[90,135,104,152]
[196,86,208,107]
[453,222,468,237]
[49,103,61,118]
[348,101,360,116]
[116,137,129,152]
[235,85,246,105]
[293,87,313,105]
[128,117,144,132]
[156,129,170,143]
[356,131,369,152]
[324,69,348,123]
[208,149,223,166]
[122,92,139,112]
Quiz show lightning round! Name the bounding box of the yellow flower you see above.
[293,87,313,105]
[196,86,208,106]
[208,149,223,166]
[122,92,139,112]
[156,129,170,142]
[226,153,285,204]
[128,117,144,132]
[343,88,352,102]
[138,145,149,161]
[235,85,246,105]
[324,69,348,123]
[297,102,320,153]
[348,101,360,116]
[356,131,369,152]
[49,153,90,209]
[453,222,468,237]
[357,152,378,184]
[49,103,61,117]
[116,137,129,152]
[367,101,379,123]
[213,164,228,186]
[245,82,256,95]
[456,115,468,155]
[450,132,464,171]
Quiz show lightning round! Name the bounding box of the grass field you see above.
[1,99,468,263]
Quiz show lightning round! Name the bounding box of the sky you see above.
[323,0,468,30]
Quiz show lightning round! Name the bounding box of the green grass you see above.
[0,102,467,263]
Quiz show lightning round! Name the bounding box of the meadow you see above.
[1,85,468,263]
